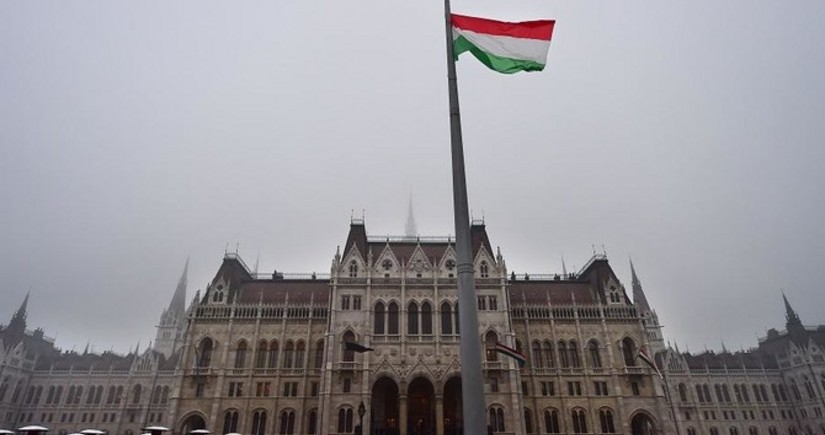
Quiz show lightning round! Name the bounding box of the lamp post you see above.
[357,401,366,435]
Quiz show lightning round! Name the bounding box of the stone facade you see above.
[1,219,824,435]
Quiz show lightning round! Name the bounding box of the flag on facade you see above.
[638,346,662,379]
[495,341,527,367]
[451,14,555,74]
[345,341,374,353]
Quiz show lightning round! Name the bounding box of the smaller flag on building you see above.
[452,14,556,74]
[495,342,526,367]
[638,347,662,379]
[345,341,374,353]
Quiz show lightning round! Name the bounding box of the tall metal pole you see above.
[443,1,488,434]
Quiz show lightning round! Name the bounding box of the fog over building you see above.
[1,216,823,435]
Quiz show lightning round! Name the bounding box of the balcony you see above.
[336,362,358,371]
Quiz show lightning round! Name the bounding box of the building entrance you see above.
[371,376,400,435]
[407,377,435,435]
[442,376,463,435]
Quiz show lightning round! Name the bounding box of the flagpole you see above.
[443,0,488,434]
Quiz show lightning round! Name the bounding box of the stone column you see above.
[400,394,408,435]
[435,395,444,435]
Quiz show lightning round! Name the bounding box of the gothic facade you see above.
[1,219,824,435]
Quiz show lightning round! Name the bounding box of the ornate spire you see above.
[782,292,807,345]
[168,258,189,314]
[630,258,651,312]
[405,194,417,237]
[3,292,29,349]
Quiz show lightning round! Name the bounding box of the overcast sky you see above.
[2,1,824,356]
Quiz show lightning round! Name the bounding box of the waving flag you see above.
[452,14,556,74]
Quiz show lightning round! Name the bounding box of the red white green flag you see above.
[495,341,527,367]
[451,14,556,74]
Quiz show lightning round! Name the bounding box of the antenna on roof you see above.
[561,255,567,278]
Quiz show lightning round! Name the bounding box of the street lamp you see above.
[357,401,366,435]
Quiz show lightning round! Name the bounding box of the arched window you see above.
[543,341,555,368]
[0,379,8,403]
[388,302,400,334]
[771,384,779,402]
[524,408,534,434]
[760,384,768,402]
[730,427,739,435]
[544,409,560,433]
[279,410,296,434]
[269,340,280,368]
[710,428,720,435]
[295,341,306,369]
[34,385,42,404]
[152,385,162,404]
[235,340,248,368]
[532,341,543,368]
[569,340,580,368]
[256,340,268,368]
[485,331,499,361]
[480,261,489,278]
[687,428,697,435]
[284,341,295,369]
[440,302,452,335]
[54,385,63,403]
[115,385,123,404]
[349,261,358,277]
[679,383,688,402]
[558,341,569,368]
[722,384,731,402]
[223,410,239,434]
[621,337,636,366]
[132,384,142,404]
[343,331,356,362]
[67,386,75,405]
[251,410,267,435]
[704,384,712,403]
[374,302,386,334]
[161,385,169,404]
[741,384,750,402]
[408,301,419,335]
[94,385,103,403]
[588,340,602,368]
[488,406,505,432]
[715,384,724,402]
[338,408,354,433]
[455,302,460,334]
[307,409,318,434]
[421,301,433,334]
[198,337,214,367]
[748,427,759,435]
[314,340,325,369]
[571,409,587,433]
[599,409,616,433]
[768,427,778,435]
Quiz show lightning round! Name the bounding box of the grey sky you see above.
[1,1,823,355]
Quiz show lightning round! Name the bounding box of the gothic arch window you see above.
[67,386,75,405]
[421,301,433,334]
[314,340,325,369]
[268,340,280,368]
[571,408,588,433]
[223,410,239,434]
[256,340,268,368]
[768,427,778,435]
[759,384,768,402]
[343,331,356,362]
[532,341,543,368]
[279,409,296,434]
[132,384,142,404]
[284,341,295,369]
[440,302,452,335]
[161,385,169,404]
[722,384,731,402]
[0,378,8,402]
[488,406,505,432]
[153,385,162,404]
[543,340,555,368]
[621,337,637,366]
[307,409,318,435]
[455,302,460,334]
[115,385,123,404]
[599,408,616,433]
[479,261,489,278]
[251,410,267,435]
[748,427,758,435]
[678,383,688,402]
[771,384,779,402]
[235,340,248,369]
[524,408,534,434]
[569,340,581,368]
[54,385,63,404]
[485,331,499,362]
[588,340,602,368]
[388,302,400,334]
[703,384,712,403]
[558,341,569,368]
[34,385,42,404]
[374,302,386,335]
[198,337,214,367]
[295,341,306,369]
[408,301,419,335]
[710,428,719,435]
[349,261,358,278]
[544,409,560,433]
[730,427,739,435]
[338,407,354,433]
[94,385,102,404]
[687,428,697,435]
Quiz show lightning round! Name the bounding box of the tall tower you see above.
[1,292,29,350]
[405,194,417,237]
[630,259,665,355]
[154,259,188,359]
[783,292,808,345]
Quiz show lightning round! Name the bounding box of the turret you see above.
[154,259,189,358]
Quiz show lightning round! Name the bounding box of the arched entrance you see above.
[407,377,435,435]
[180,413,206,435]
[371,376,400,435]
[630,411,656,435]
[443,377,462,435]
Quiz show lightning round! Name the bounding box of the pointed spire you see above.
[783,291,802,328]
[168,258,189,313]
[253,252,260,276]
[3,291,30,349]
[629,257,651,313]
[561,255,568,278]
[405,194,417,237]
[782,291,807,345]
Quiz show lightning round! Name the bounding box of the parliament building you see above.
[2,219,824,435]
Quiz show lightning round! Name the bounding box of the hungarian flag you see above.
[638,347,662,379]
[452,14,555,74]
[495,342,527,367]
[345,341,374,353]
